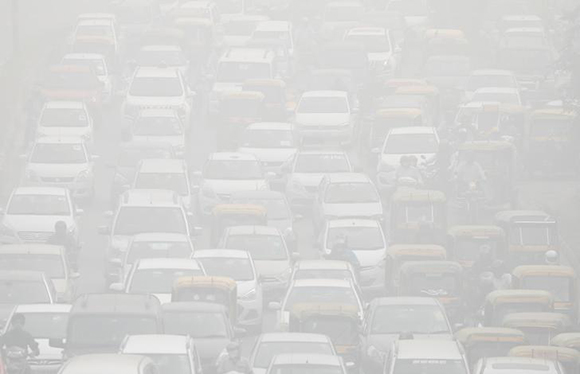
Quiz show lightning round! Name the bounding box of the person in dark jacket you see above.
[0,314,39,356]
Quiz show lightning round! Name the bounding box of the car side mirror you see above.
[49,338,65,349]
[109,283,124,292]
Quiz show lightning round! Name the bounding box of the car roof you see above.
[14,303,72,313]
[44,101,85,109]
[0,244,65,256]
[121,189,181,206]
[131,233,191,242]
[162,301,227,313]
[327,218,381,229]
[389,126,437,135]
[245,122,294,131]
[325,172,371,183]
[35,136,85,144]
[122,334,189,354]
[62,354,151,374]
[193,249,250,259]
[135,258,202,270]
[138,159,187,173]
[271,354,341,366]
[226,225,281,235]
[372,296,443,307]
[296,260,351,270]
[208,152,259,161]
[292,278,352,288]
[483,356,557,369]
[12,186,68,196]
[396,340,463,360]
[134,67,179,78]
[300,90,348,98]
[259,333,333,343]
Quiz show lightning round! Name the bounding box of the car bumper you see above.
[297,125,353,144]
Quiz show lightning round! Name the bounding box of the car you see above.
[251,20,294,57]
[294,91,355,146]
[100,189,195,263]
[0,244,79,302]
[313,173,383,231]
[471,87,522,106]
[237,122,299,172]
[136,45,190,77]
[112,258,205,303]
[500,27,549,50]
[0,271,56,324]
[73,18,117,46]
[36,101,94,140]
[0,186,82,244]
[472,356,564,374]
[195,152,272,217]
[284,150,353,212]
[3,304,71,373]
[61,53,113,103]
[221,225,293,301]
[290,260,357,284]
[58,354,155,374]
[271,278,364,331]
[319,219,387,294]
[250,333,338,374]
[266,354,348,374]
[129,109,186,156]
[132,159,193,210]
[464,69,519,102]
[123,67,193,128]
[376,126,439,172]
[221,14,270,47]
[384,339,469,374]
[120,334,202,374]
[344,27,397,76]
[361,297,453,372]
[193,249,263,331]
[23,136,97,200]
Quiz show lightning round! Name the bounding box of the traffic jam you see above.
[0,0,579,374]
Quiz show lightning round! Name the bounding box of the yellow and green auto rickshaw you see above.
[172,276,238,326]
[447,225,505,269]
[509,345,580,374]
[390,189,447,244]
[483,290,554,327]
[455,327,527,368]
[512,265,577,322]
[502,312,572,345]
[210,204,268,246]
[552,332,580,351]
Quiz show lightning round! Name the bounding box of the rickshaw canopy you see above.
[448,225,505,239]
[512,265,576,280]
[485,289,554,307]
[551,333,580,350]
[502,312,572,330]
[173,275,237,291]
[212,203,268,217]
[386,244,447,260]
[392,189,447,204]
[508,345,580,364]
[455,327,527,346]
[399,260,463,276]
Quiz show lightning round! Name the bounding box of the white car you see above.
[137,45,190,77]
[113,258,205,303]
[0,186,81,244]
[271,278,364,331]
[251,21,294,57]
[62,53,113,103]
[471,87,522,106]
[222,14,270,47]
[195,152,271,216]
[130,109,186,156]
[377,126,439,172]
[294,91,355,145]
[472,356,563,374]
[36,101,94,141]
[344,27,397,75]
[123,67,193,128]
[237,122,298,171]
[266,354,348,374]
[464,69,519,102]
[23,136,97,200]
[221,225,293,301]
[320,219,387,294]
[284,150,353,212]
[193,249,263,331]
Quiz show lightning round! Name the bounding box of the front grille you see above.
[41,177,74,183]
[18,231,52,242]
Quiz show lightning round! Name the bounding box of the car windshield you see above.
[7,194,70,215]
[113,207,187,235]
[522,276,571,302]
[231,197,290,220]
[40,108,89,128]
[344,34,390,52]
[225,234,288,261]
[197,257,255,281]
[128,268,203,293]
[17,312,68,339]
[127,241,192,264]
[68,316,158,347]
[271,365,343,374]
[466,75,516,90]
[297,97,348,114]
[0,255,65,278]
[294,269,354,281]
[144,354,191,374]
[384,134,438,154]
[324,182,379,204]
[30,143,87,164]
[284,286,358,312]
[0,280,50,304]
[510,226,555,246]
[370,305,450,334]
[393,359,468,374]
[217,62,271,83]
[134,116,183,136]
[253,342,334,368]
[327,226,384,250]
[240,129,295,149]
[204,160,263,179]
[472,92,519,105]
[163,311,228,338]
[135,173,189,196]
[294,154,350,173]
[138,50,187,67]
[130,76,183,97]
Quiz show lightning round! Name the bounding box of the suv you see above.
[384,339,469,374]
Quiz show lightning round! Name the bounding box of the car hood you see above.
[254,260,289,277]
[27,163,89,178]
[295,113,350,126]
[367,333,453,352]
[237,147,297,164]
[223,35,252,47]
[203,179,268,194]
[37,127,91,138]
[352,248,386,268]
[126,96,185,107]
[3,215,75,233]
[322,202,383,218]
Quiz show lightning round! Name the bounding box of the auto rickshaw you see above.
[384,244,447,294]
[525,108,579,175]
[447,225,505,269]
[457,141,517,208]
[512,265,577,321]
[509,345,580,374]
[394,84,440,125]
[455,327,527,368]
[552,332,580,351]
[397,260,464,322]
[390,189,447,244]
[455,102,525,141]
[172,276,238,326]
[423,29,469,60]
[495,210,558,268]
[242,79,290,121]
[217,91,265,149]
[210,204,267,246]
[501,312,573,345]
[483,290,554,327]
[289,303,360,366]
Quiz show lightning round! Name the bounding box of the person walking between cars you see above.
[47,221,79,271]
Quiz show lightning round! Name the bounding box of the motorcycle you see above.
[456,181,486,224]
[4,347,30,374]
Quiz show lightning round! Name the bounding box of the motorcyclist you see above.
[47,221,79,271]
[216,342,253,374]
[395,156,424,185]
[545,250,560,265]
[454,151,486,195]
[327,236,361,274]
[0,314,39,356]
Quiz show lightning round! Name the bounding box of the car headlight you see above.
[241,288,257,300]
[76,170,90,181]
